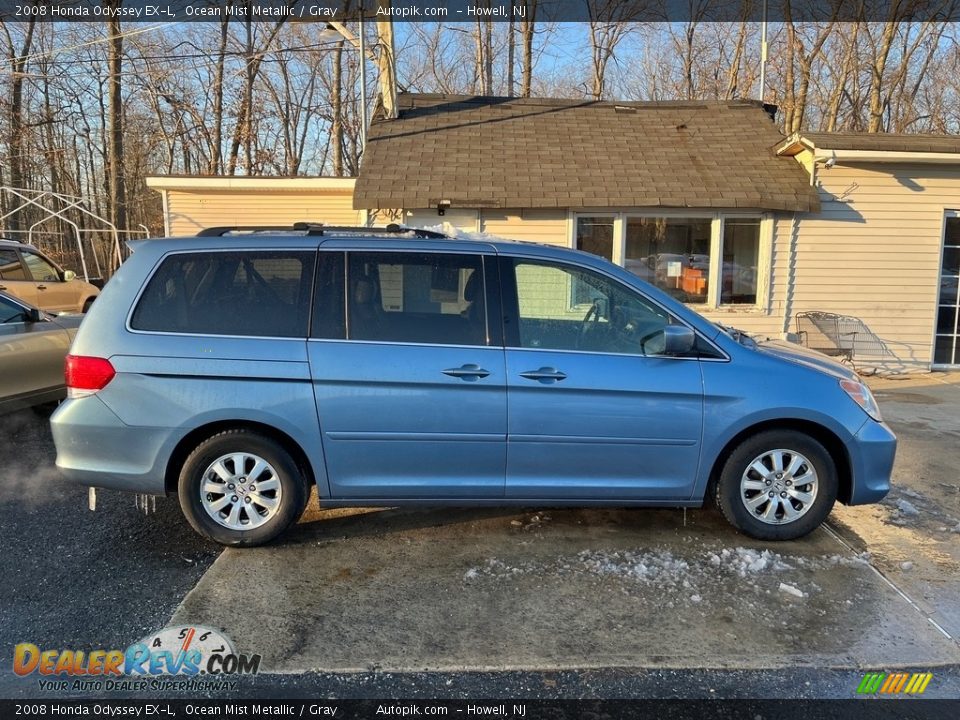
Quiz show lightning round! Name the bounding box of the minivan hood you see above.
[755,340,859,381]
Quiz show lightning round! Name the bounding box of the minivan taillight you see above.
[65,355,116,398]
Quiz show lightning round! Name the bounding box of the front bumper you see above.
[50,396,173,495]
[846,418,897,505]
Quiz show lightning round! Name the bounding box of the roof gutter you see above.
[813,149,960,164]
[145,177,357,192]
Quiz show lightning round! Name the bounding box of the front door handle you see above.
[442,364,491,381]
[36,284,47,291]
[519,367,567,383]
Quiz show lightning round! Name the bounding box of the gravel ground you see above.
[0,410,220,654]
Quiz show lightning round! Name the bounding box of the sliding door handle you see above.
[519,367,567,383]
[442,364,491,381]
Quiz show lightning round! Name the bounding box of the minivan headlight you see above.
[839,378,882,422]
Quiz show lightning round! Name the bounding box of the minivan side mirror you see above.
[63,270,77,282]
[25,308,44,323]
[655,325,696,356]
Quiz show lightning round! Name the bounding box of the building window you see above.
[577,212,768,310]
[721,218,760,305]
[576,216,615,262]
[625,217,712,304]
[935,215,960,366]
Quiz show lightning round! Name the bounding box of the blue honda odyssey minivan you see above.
[51,224,895,546]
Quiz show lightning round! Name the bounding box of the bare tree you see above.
[520,1,538,97]
[1,14,36,233]
[587,2,636,100]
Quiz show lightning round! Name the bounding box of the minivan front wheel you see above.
[715,430,837,541]
[178,430,309,546]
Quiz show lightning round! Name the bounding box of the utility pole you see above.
[326,1,398,156]
[358,7,367,152]
[759,0,768,102]
[375,1,398,119]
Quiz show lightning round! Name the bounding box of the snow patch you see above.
[778,582,806,598]
[417,223,513,244]
[896,499,921,516]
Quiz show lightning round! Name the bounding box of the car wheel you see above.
[82,298,94,313]
[715,430,837,541]
[178,429,309,547]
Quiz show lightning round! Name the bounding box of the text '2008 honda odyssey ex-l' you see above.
[51,224,895,547]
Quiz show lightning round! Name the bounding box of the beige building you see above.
[147,94,960,372]
[146,176,363,236]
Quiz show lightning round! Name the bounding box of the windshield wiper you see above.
[717,323,757,348]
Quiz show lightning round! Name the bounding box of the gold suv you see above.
[0,239,99,314]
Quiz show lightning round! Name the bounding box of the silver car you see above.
[0,290,82,414]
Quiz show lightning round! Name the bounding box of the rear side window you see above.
[347,252,488,346]
[131,251,315,338]
[0,250,27,280]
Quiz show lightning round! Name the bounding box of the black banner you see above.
[2,0,960,24]
[0,699,958,719]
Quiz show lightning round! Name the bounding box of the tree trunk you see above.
[3,18,36,235]
[868,18,899,132]
[331,40,344,176]
[520,1,536,97]
[825,24,861,132]
[106,10,127,231]
[210,5,231,174]
[724,21,748,99]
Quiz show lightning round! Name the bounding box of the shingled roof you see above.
[353,94,819,213]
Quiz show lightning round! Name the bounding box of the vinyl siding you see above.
[165,189,363,236]
[403,208,570,246]
[479,209,569,246]
[783,162,950,370]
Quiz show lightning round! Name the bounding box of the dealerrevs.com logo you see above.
[13,625,261,692]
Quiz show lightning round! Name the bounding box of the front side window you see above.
[625,217,712,303]
[22,251,60,282]
[346,252,488,346]
[131,251,315,337]
[0,250,27,281]
[511,260,675,356]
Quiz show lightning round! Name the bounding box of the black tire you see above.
[715,430,837,541]
[178,429,309,547]
[82,297,95,313]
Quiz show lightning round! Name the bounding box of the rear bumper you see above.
[846,419,897,505]
[50,396,172,495]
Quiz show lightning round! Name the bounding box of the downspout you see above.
[161,189,171,236]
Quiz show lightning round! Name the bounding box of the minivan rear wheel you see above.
[715,430,837,541]
[178,429,309,547]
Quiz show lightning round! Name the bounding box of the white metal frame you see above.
[0,186,126,281]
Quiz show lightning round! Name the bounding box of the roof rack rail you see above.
[196,222,449,239]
